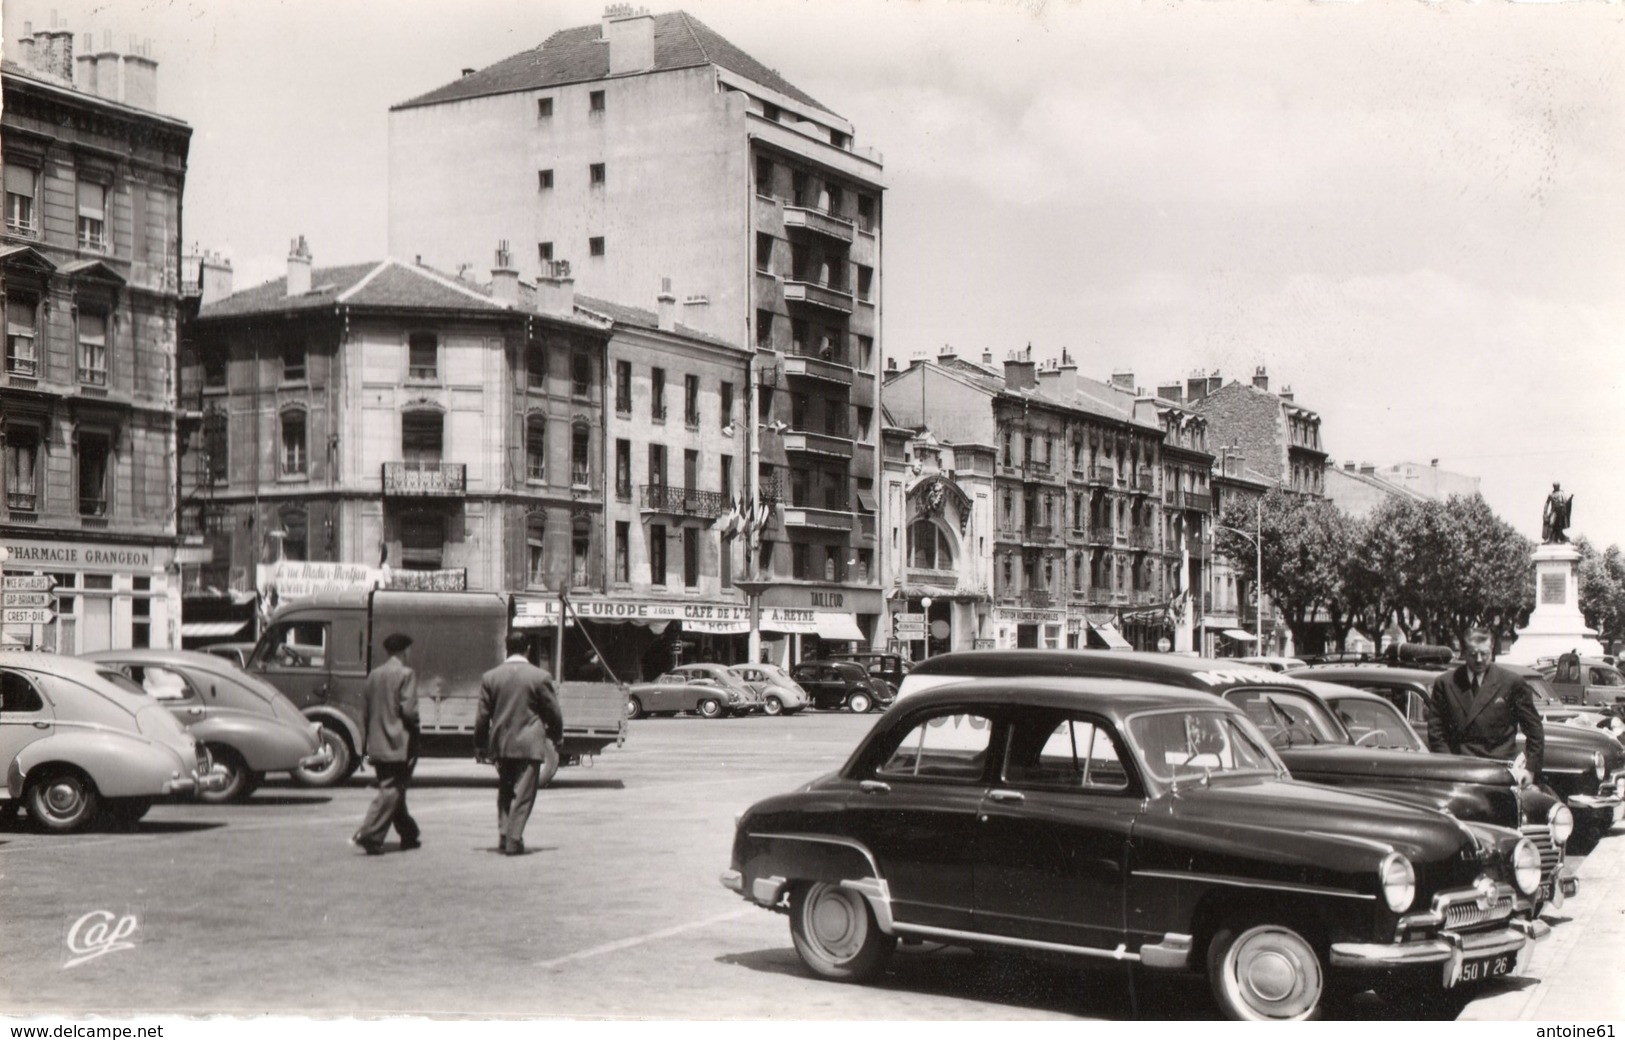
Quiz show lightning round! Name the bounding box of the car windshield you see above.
[1329,697,1426,751]
[1220,688,1346,749]
[1126,709,1283,783]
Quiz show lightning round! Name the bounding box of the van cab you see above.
[1548,653,1625,707]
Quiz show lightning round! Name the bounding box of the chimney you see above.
[1252,365,1269,392]
[461,67,476,77]
[1207,372,1224,397]
[1110,370,1135,393]
[36,26,75,82]
[94,31,121,101]
[886,357,898,372]
[1359,463,1376,477]
[1430,458,1439,467]
[1157,382,1183,404]
[1003,352,1037,390]
[18,25,36,69]
[938,344,956,363]
[121,39,158,110]
[490,240,519,305]
[285,235,312,297]
[75,36,97,93]
[1278,384,1294,403]
[602,4,655,75]
[1344,461,1355,471]
[982,350,994,367]
[656,277,676,331]
[199,251,233,307]
[536,259,575,317]
[1186,370,1208,403]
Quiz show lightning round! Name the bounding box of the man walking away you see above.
[476,632,564,856]
[1427,626,1544,786]
[352,632,422,855]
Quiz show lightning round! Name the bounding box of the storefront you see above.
[990,606,1066,650]
[0,537,178,653]
[756,585,883,667]
[513,595,754,680]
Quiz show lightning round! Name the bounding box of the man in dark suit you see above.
[475,632,564,856]
[352,632,422,855]
[1427,627,1544,786]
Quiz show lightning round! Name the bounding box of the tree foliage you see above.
[1576,536,1625,648]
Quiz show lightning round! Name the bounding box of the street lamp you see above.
[1213,498,1264,651]
[920,596,934,661]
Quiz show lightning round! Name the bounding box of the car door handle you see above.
[32,721,49,729]
[987,789,1025,803]
[859,780,891,795]
[186,707,205,717]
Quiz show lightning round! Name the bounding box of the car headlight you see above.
[1593,751,1606,780]
[1512,838,1542,896]
[1548,803,1574,847]
[1380,853,1415,912]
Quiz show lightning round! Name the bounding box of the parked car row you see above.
[626,659,898,720]
[721,648,1622,1020]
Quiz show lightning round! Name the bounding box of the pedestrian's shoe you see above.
[400,836,422,852]
[504,839,526,857]
[350,834,385,856]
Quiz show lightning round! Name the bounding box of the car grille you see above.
[196,745,212,777]
[1436,884,1516,930]
[1521,824,1562,888]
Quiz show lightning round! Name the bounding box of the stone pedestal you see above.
[1501,543,1605,664]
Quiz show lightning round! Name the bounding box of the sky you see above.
[7,0,1624,549]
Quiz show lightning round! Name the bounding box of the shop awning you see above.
[180,620,252,640]
[1089,621,1132,650]
[856,489,878,513]
[815,612,866,642]
[1223,629,1259,643]
[759,608,820,635]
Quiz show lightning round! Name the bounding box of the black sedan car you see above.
[900,651,1572,907]
[1298,664,1625,842]
[790,659,891,713]
[722,679,1546,1020]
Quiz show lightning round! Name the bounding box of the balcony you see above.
[1022,460,1053,484]
[382,461,467,497]
[1027,589,1053,608]
[783,280,854,315]
[1087,464,1115,487]
[782,205,856,245]
[640,484,726,519]
[7,492,37,513]
[1185,492,1212,512]
[905,567,958,589]
[1088,524,1114,545]
[1024,523,1053,543]
[781,506,853,531]
[1129,529,1155,550]
[781,428,853,459]
[1164,488,1183,508]
[1131,468,1155,493]
[783,347,853,386]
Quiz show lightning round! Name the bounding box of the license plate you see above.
[1452,953,1514,986]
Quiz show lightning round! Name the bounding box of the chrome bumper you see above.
[1330,920,1543,973]
[720,869,788,909]
[162,777,198,795]
[1567,793,1621,811]
[298,742,335,770]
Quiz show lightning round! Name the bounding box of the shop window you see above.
[280,410,308,476]
[5,164,37,235]
[77,179,108,251]
[77,431,111,518]
[78,309,108,386]
[526,415,546,481]
[5,424,40,512]
[649,523,667,585]
[5,293,38,377]
[399,513,444,571]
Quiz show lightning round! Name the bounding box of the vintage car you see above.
[728,663,809,716]
[826,651,911,696]
[83,649,330,802]
[899,651,1572,907]
[1545,653,1625,707]
[1231,655,1309,673]
[626,664,762,719]
[791,659,892,713]
[1299,664,1625,842]
[1,652,219,832]
[722,679,1548,1020]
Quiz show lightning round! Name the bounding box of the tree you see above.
[1576,536,1625,649]
[1216,488,1355,654]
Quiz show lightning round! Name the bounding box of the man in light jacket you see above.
[475,632,564,856]
[352,632,422,855]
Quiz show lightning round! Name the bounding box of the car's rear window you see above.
[877,712,992,781]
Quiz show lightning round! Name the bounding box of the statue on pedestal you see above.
[1542,483,1573,544]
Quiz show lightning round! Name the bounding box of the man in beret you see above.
[352,631,422,854]
[475,631,564,856]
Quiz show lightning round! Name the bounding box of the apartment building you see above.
[1193,367,1328,496]
[0,25,190,651]
[387,7,887,653]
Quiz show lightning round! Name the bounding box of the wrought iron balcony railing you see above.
[382,461,467,496]
[640,484,727,519]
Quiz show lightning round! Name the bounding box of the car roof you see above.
[1290,665,1439,685]
[909,649,1306,695]
[900,676,1245,720]
[1314,685,1391,705]
[797,658,860,669]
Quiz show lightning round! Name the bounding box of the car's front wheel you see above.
[789,881,895,983]
[27,768,100,833]
[847,692,872,714]
[293,723,356,787]
[1208,922,1326,1021]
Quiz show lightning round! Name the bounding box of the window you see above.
[825,546,844,582]
[1003,714,1130,791]
[857,407,873,440]
[792,542,809,579]
[204,409,228,486]
[280,509,309,561]
[790,392,807,429]
[649,523,667,584]
[755,155,773,195]
[537,97,554,119]
[570,424,590,486]
[614,521,630,582]
[615,439,631,499]
[5,164,37,234]
[400,411,443,465]
[589,163,605,186]
[684,374,700,426]
[857,194,875,233]
[684,527,700,588]
[258,621,329,670]
[589,236,605,257]
[571,351,591,397]
[282,340,306,383]
[757,539,775,577]
[5,293,38,377]
[280,411,308,476]
[400,512,444,570]
[857,549,872,583]
[792,170,808,207]
[203,347,227,389]
[615,359,632,414]
[77,431,111,517]
[589,90,605,113]
[826,185,843,217]
[538,169,554,191]
[648,444,667,487]
[756,232,773,273]
[720,382,735,429]
[5,424,40,512]
[78,309,108,386]
[721,455,734,497]
[877,712,992,781]
[77,180,108,251]
[909,520,953,570]
[856,265,874,302]
[572,529,590,587]
[526,514,547,587]
[756,309,773,350]
[526,415,546,481]
[527,341,547,389]
[650,367,666,421]
[538,241,554,263]
[407,332,438,381]
[763,102,780,122]
[855,335,874,372]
